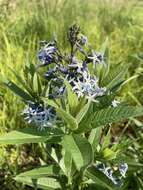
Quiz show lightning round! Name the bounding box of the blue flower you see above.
[68,56,88,75]
[71,71,106,100]
[38,42,57,66]
[22,104,56,130]
[96,162,128,187]
[111,99,120,107]
[88,50,103,65]
[77,34,88,46]
[119,163,128,178]
[80,34,88,46]
[44,67,57,79]
[59,66,69,75]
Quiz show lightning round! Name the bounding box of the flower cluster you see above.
[96,162,128,187]
[71,71,106,99]
[22,25,108,129]
[37,25,106,100]
[22,103,56,130]
[38,41,58,66]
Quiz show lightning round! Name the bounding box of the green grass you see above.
[0,0,143,189]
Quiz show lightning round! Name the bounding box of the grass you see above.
[0,0,143,189]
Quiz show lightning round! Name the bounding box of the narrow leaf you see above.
[88,128,102,152]
[101,64,128,90]
[0,127,63,145]
[15,176,61,190]
[8,67,33,95]
[4,80,34,102]
[62,134,93,170]
[48,100,78,130]
[76,100,91,124]
[17,165,62,178]
[64,79,78,114]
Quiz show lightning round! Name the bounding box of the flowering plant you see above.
[1,25,143,190]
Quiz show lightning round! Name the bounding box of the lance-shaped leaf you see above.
[8,67,34,96]
[48,100,78,130]
[33,73,42,95]
[64,79,78,115]
[4,79,34,102]
[63,150,76,180]
[76,100,91,124]
[16,165,62,178]
[101,63,129,90]
[77,106,143,133]
[85,166,116,190]
[88,127,102,153]
[0,127,63,145]
[15,176,61,190]
[62,134,93,171]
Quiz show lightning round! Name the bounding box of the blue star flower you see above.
[38,42,57,66]
[22,104,56,130]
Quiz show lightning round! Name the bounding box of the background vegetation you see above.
[0,0,143,189]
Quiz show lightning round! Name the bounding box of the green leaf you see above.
[95,94,116,111]
[17,165,62,178]
[76,100,91,124]
[4,79,34,102]
[0,127,63,145]
[57,108,78,130]
[48,100,78,131]
[33,73,39,92]
[102,148,117,160]
[24,63,36,78]
[100,37,109,62]
[101,64,129,90]
[92,106,143,128]
[64,150,73,176]
[127,161,143,172]
[50,148,66,174]
[99,38,110,81]
[77,106,143,133]
[64,79,78,115]
[62,134,93,171]
[8,67,34,96]
[85,166,116,190]
[33,73,42,95]
[101,128,111,150]
[15,176,61,190]
[88,127,102,152]
[76,103,94,133]
[63,150,76,182]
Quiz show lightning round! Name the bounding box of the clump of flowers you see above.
[22,103,56,130]
[22,25,107,130]
[4,24,142,190]
[72,71,106,99]
[22,25,129,187]
[37,25,105,100]
[96,162,128,187]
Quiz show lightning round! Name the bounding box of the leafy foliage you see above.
[0,2,143,189]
